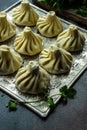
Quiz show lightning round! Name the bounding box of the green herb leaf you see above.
[60,85,68,93]
[67,88,77,99]
[6,100,17,111]
[47,97,56,110]
[59,85,76,103]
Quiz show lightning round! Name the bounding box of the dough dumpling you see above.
[0,12,16,42]
[14,27,43,56]
[0,45,23,75]
[36,11,63,37]
[56,24,85,52]
[12,0,39,26]
[39,45,73,74]
[15,61,50,94]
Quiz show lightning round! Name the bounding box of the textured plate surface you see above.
[0,1,87,117]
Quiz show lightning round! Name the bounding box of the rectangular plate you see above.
[0,1,87,117]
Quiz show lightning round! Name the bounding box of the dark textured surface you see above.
[0,0,87,130]
[0,0,18,11]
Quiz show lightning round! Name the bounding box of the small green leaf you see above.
[67,88,77,99]
[60,85,67,92]
[59,85,68,97]
[59,85,76,104]
[6,100,17,111]
[47,97,55,110]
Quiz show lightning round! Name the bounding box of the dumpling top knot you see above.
[14,26,43,56]
[0,12,16,42]
[12,0,39,26]
[56,24,85,52]
[15,61,50,94]
[36,11,63,37]
[39,45,73,74]
[0,45,23,75]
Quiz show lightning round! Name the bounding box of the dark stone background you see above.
[0,0,87,130]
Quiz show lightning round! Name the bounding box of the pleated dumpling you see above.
[0,12,16,42]
[39,45,73,74]
[0,45,23,75]
[36,11,63,37]
[56,24,85,52]
[12,0,39,26]
[15,61,50,94]
[14,27,43,56]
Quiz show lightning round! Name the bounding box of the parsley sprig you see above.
[59,85,76,104]
[6,85,76,111]
[6,100,17,111]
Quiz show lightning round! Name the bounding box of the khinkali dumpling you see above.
[56,24,85,52]
[15,61,50,94]
[12,0,39,26]
[0,45,23,75]
[14,27,43,56]
[36,11,63,37]
[39,45,73,74]
[0,12,16,42]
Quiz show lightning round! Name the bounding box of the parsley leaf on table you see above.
[6,100,17,111]
[59,85,77,103]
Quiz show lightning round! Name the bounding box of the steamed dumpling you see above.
[37,11,63,37]
[56,24,85,52]
[0,45,23,75]
[15,61,50,94]
[0,12,16,42]
[36,11,63,37]
[12,0,39,26]
[39,45,73,74]
[14,27,43,56]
